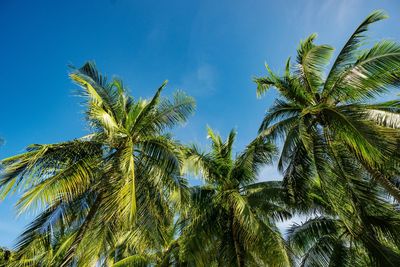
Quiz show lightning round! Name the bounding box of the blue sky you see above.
[1,0,400,247]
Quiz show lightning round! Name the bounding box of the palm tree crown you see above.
[255,10,400,267]
[181,127,291,266]
[0,62,195,266]
[1,10,400,267]
[255,10,400,203]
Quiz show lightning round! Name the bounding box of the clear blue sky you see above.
[1,0,400,248]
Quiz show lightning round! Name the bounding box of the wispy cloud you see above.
[176,63,217,97]
[297,0,362,32]
[146,25,168,44]
[277,214,306,237]
[320,0,361,27]
[257,164,281,182]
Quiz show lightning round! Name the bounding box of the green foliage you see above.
[0,247,13,266]
[0,62,195,266]
[255,9,400,266]
[1,9,400,267]
[180,128,291,266]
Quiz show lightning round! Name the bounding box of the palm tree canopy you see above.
[0,62,195,266]
[2,10,400,267]
[254,10,400,202]
[287,176,400,267]
[255,10,400,267]
[180,127,292,266]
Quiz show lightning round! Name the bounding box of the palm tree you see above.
[111,220,193,267]
[0,247,13,266]
[287,175,400,266]
[180,127,292,267]
[0,62,195,266]
[254,10,400,203]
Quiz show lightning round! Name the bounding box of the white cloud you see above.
[298,0,362,32]
[257,164,282,182]
[323,0,361,28]
[177,63,217,97]
[277,214,307,238]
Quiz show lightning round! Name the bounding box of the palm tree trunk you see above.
[230,211,244,267]
[60,193,102,267]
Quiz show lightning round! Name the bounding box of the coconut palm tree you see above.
[180,127,292,267]
[0,247,13,266]
[254,10,400,203]
[111,220,194,267]
[0,62,195,266]
[287,174,400,267]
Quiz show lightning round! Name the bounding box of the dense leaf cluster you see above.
[1,10,400,267]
